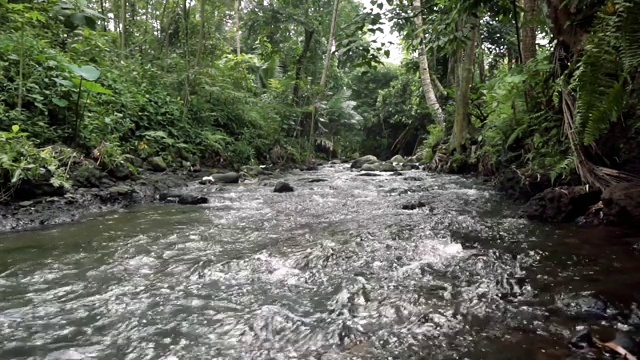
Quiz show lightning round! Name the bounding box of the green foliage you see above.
[348,61,436,159]
[475,52,573,180]
[1,0,375,188]
[2,0,637,198]
[0,125,72,200]
[572,0,640,146]
[419,124,445,164]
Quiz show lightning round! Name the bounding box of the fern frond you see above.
[617,0,640,73]
[551,155,576,184]
[573,8,625,146]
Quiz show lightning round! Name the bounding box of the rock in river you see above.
[273,181,294,193]
[357,172,382,177]
[524,186,601,223]
[146,156,168,172]
[390,155,405,164]
[602,183,640,225]
[361,163,381,172]
[351,155,378,169]
[401,200,427,210]
[379,163,397,172]
[177,194,208,205]
[159,192,208,205]
[199,172,240,184]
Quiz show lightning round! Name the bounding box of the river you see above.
[1,164,639,359]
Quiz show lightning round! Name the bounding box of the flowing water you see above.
[1,165,640,360]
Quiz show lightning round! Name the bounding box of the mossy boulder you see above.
[351,155,379,169]
[72,165,103,188]
[123,155,144,168]
[390,155,406,164]
[361,163,381,171]
[146,156,168,172]
[379,163,397,172]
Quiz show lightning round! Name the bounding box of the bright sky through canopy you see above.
[356,0,403,64]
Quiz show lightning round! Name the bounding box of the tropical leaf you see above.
[65,64,101,81]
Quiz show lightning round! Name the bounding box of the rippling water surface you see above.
[2,165,640,359]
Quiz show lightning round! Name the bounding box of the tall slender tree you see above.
[310,0,341,143]
[450,14,479,152]
[521,0,537,63]
[413,0,444,125]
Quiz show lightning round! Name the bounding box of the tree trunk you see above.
[235,0,241,56]
[310,0,340,143]
[521,0,537,63]
[181,0,191,121]
[512,0,523,64]
[292,29,314,107]
[99,0,106,31]
[413,0,444,125]
[430,68,446,96]
[450,15,479,152]
[319,0,340,89]
[477,45,486,83]
[120,0,126,53]
[447,54,456,87]
[196,0,206,67]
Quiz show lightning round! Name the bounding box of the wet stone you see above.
[273,181,294,193]
[401,200,427,210]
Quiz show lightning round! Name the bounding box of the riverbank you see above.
[0,167,199,232]
[492,167,640,228]
[0,156,321,233]
[349,153,640,229]
[2,152,639,233]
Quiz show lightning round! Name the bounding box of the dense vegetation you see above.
[2,0,640,200]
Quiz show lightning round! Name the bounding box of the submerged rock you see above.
[273,181,294,193]
[299,164,319,171]
[569,328,639,359]
[401,200,427,210]
[357,172,382,177]
[305,178,329,183]
[524,186,602,223]
[178,194,208,205]
[351,155,378,169]
[159,192,207,205]
[199,172,240,185]
[549,294,613,322]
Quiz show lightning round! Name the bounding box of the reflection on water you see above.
[1,164,639,359]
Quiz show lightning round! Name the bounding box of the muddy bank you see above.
[0,169,200,232]
[0,159,319,233]
[493,167,640,228]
